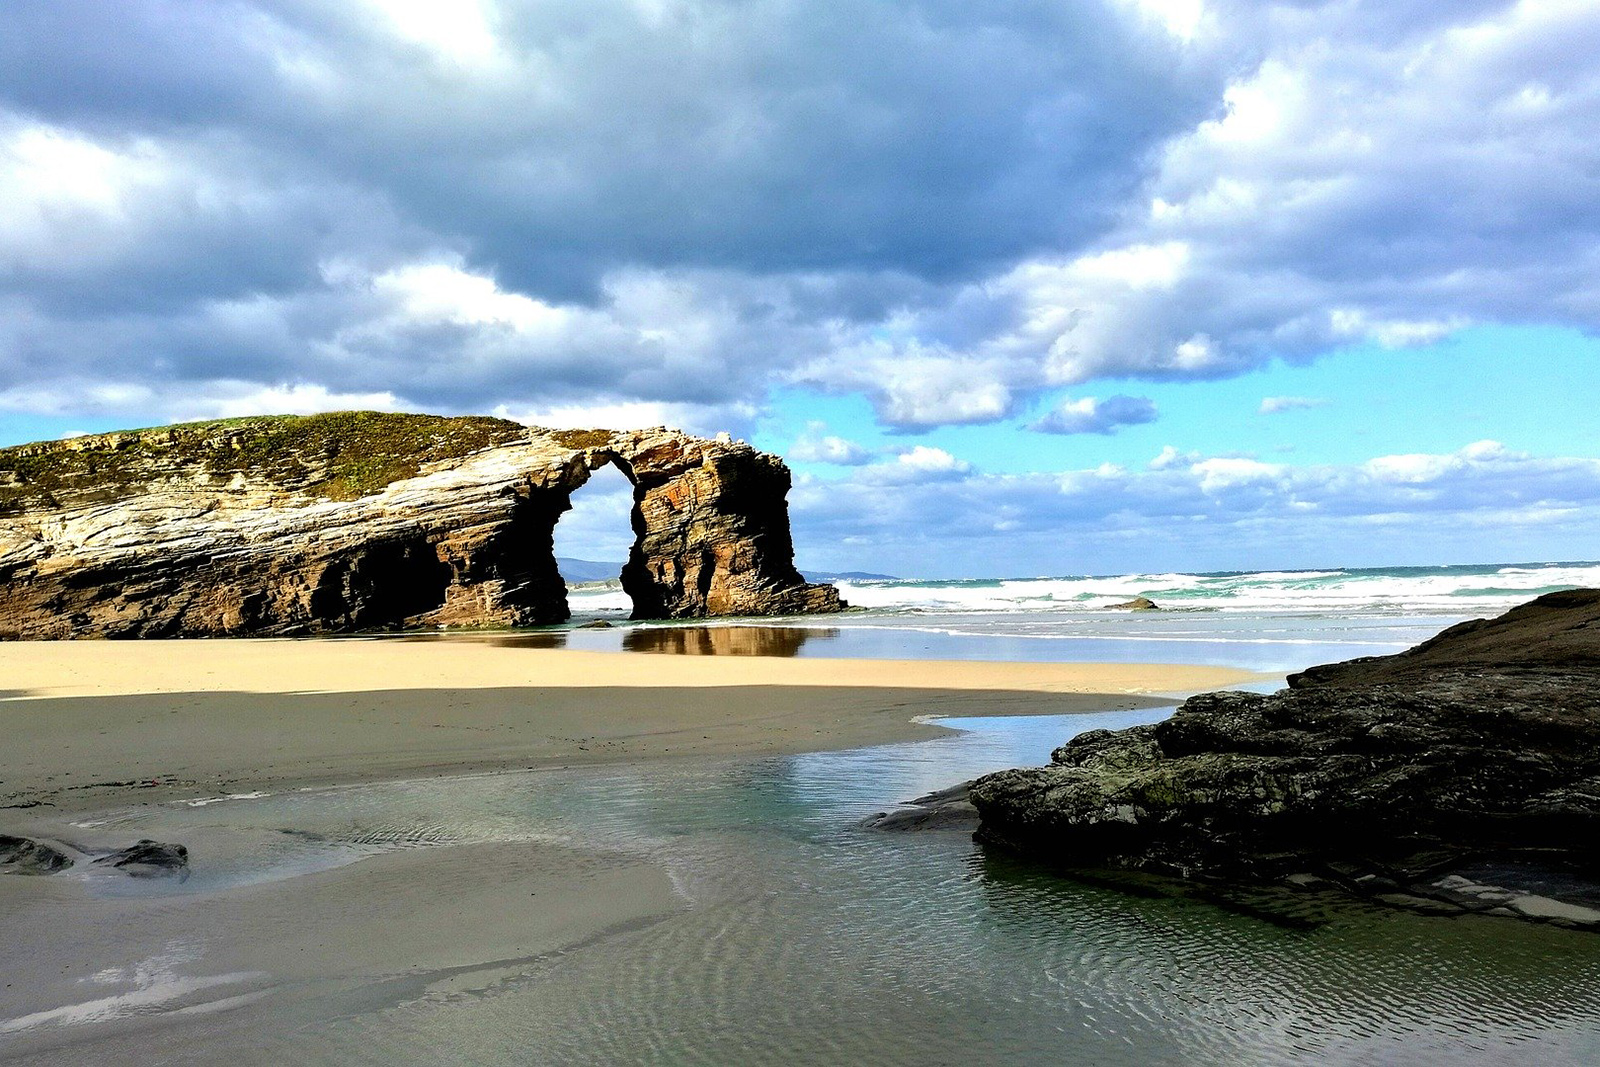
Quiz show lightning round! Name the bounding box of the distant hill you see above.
[556,557,624,583]
[802,570,897,582]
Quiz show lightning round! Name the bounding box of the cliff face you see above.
[0,412,841,638]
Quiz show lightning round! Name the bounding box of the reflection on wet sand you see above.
[623,626,839,657]
[488,632,569,650]
[486,625,840,656]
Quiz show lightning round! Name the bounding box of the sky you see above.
[3,0,1599,577]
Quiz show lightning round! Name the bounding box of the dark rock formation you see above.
[92,839,190,878]
[0,413,840,637]
[0,834,74,875]
[971,589,1600,929]
[1108,597,1159,611]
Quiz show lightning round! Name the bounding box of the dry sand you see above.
[0,636,1256,812]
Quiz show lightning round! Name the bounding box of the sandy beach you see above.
[0,637,1255,812]
[0,638,1256,1061]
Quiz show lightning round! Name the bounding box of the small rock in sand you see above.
[93,839,190,878]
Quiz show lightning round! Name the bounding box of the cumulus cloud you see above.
[790,440,1600,575]
[1259,396,1330,414]
[1031,394,1158,435]
[490,399,759,437]
[788,424,873,466]
[850,445,974,485]
[0,377,402,421]
[894,446,971,476]
[1148,445,1200,470]
[792,1,1600,423]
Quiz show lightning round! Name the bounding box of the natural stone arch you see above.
[0,414,840,638]
[560,431,840,621]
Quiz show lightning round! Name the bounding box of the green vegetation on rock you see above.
[0,411,530,513]
[548,428,616,450]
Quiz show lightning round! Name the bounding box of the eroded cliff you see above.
[0,412,840,637]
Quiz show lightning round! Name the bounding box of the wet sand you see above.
[0,638,1256,1059]
[0,637,1256,813]
[0,839,680,1059]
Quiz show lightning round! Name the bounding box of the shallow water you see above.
[20,711,1600,1065]
[537,614,1425,672]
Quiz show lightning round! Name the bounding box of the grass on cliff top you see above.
[0,411,530,514]
[547,428,616,450]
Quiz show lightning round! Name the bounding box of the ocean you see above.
[564,559,1600,675]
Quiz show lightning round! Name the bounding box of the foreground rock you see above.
[0,413,839,637]
[971,589,1600,929]
[0,834,74,875]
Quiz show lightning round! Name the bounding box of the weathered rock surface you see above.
[971,589,1600,928]
[1108,597,1159,611]
[0,412,840,637]
[0,834,74,875]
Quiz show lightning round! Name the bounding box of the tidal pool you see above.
[9,710,1600,1065]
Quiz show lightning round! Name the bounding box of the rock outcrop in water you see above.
[0,412,840,637]
[971,589,1600,928]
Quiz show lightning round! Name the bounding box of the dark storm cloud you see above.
[0,0,1225,422]
[1,0,1217,289]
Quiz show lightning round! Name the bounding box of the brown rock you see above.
[0,413,841,637]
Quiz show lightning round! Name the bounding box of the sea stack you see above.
[0,412,841,638]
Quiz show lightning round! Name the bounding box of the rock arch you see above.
[0,414,841,638]
[565,431,840,621]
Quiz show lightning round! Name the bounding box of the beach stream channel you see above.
[5,699,1600,1065]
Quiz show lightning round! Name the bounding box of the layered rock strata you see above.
[971,589,1600,928]
[0,412,840,637]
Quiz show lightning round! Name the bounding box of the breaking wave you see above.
[827,561,1600,618]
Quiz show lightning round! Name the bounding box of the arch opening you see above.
[551,457,639,623]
